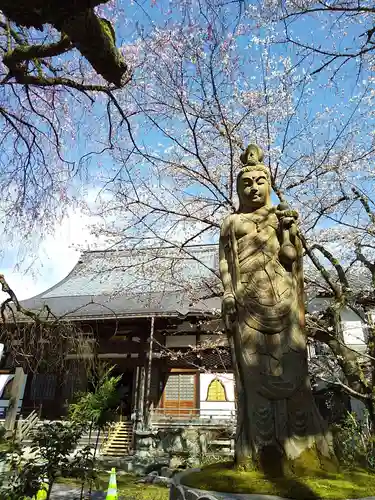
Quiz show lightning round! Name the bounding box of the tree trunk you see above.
[87,427,101,499]
[80,420,93,500]
[46,476,54,500]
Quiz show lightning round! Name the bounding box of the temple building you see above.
[0,244,372,457]
[15,245,234,429]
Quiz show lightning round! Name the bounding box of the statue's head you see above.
[237,144,271,211]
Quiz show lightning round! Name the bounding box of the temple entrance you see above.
[161,370,197,416]
[111,367,134,420]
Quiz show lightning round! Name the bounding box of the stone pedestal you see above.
[132,426,211,474]
[170,470,375,500]
[170,470,288,500]
[134,429,157,457]
[132,428,168,475]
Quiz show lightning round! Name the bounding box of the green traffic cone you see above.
[106,467,118,500]
[33,480,49,500]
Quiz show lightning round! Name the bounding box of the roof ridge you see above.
[24,289,189,301]
[81,243,218,256]
[25,243,219,302]
[29,253,84,300]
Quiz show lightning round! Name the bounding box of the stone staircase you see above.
[77,429,105,450]
[101,421,133,457]
[13,420,105,456]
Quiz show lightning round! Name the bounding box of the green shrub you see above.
[333,410,375,470]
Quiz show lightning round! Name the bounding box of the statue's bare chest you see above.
[231,214,278,240]
[234,218,257,238]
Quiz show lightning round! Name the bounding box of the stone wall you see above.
[133,426,234,473]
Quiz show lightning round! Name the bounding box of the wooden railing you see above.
[151,406,236,424]
[16,410,39,441]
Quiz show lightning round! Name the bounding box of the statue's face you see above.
[238,170,270,209]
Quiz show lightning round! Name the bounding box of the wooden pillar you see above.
[5,367,26,437]
[53,372,65,418]
[143,316,155,427]
[131,368,138,415]
[136,366,145,429]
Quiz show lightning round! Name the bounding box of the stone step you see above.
[104,443,132,448]
[103,446,129,450]
[102,446,130,451]
[102,452,128,457]
[108,444,132,448]
[102,441,132,449]
[104,446,130,450]
[104,449,130,453]
[100,421,133,457]
[104,452,129,455]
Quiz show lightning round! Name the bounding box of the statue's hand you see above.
[277,210,298,225]
[280,217,297,235]
[222,293,236,317]
[276,206,299,237]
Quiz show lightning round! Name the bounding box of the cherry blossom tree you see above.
[304,187,375,427]
[262,0,375,419]
[90,1,373,286]
[0,0,373,430]
[271,0,375,78]
[0,0,133,245]
[83,0,375,425]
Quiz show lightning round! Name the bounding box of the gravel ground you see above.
[50,483,128,499]
[49,483,107,499]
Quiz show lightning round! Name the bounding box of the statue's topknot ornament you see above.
[238,143,271,182]
[240,143,264,166]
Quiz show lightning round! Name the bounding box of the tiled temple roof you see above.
[19,245,221,320]
[18,243,374,321]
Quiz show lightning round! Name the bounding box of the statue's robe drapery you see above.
[225,208,331,463]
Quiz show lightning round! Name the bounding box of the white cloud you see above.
[0,204,102,302]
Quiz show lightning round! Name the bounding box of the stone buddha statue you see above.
[219,144,332,469]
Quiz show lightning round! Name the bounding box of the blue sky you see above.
[0,0,373,301]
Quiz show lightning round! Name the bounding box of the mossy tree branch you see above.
[270,173,374,413]
[352,187,375,226]
[310,324,371,401]
[3,33,72,66]
[1,32,129,92]
[0,1,130,87]
[310,243,350,295]
[0,274,56,325]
